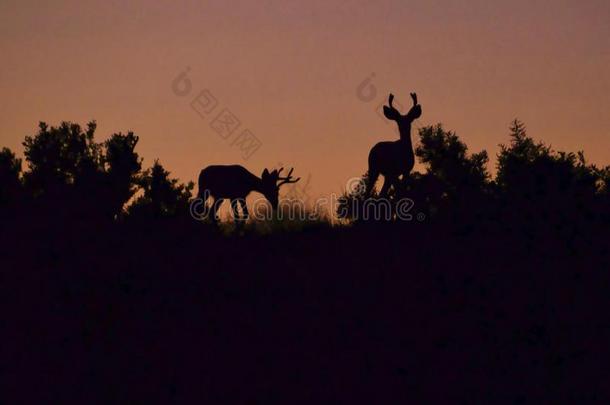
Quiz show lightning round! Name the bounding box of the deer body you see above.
[197,164,299,223]
[198,165,262,200]
[368,139,415,179]
[366,92,422,196]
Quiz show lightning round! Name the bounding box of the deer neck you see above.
[398,123,414,156]
[253,177,266,194]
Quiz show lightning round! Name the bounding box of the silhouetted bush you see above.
[102,131,143,218]
[22,121,100,194]
[337,171,379,223]
[494,120,608,248]
[412,124,492,227]
[19,121,142,220]
[416,124,490,194]
[0,147,23,207]
[127,160,194,219]
[497,120,600,200]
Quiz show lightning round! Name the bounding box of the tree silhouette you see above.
[415,124,489,195]
[412,124,491,225]
[102,131,142,219]
[497,119,599,199]
[20,121,142,220]
[128,160,194,219]
[493,119,608,248]
[336,171,379,222]
[0,147,23,207]
[22,121,101,196]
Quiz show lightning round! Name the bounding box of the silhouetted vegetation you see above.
[340,120,609,236]
[128,160,194,220]
[2,119,609,403]
[0,147,23,206]
[4,121,194,223]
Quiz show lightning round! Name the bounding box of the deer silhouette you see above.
[196,165,300,223]
[366,92,422,197]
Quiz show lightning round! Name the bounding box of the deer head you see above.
[382,92,422,137]
[260,167,300,209]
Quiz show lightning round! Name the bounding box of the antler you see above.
[410,92,418,106]
[276,167,300,186]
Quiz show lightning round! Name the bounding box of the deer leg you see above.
[239,199,249,221]
[366,170,379,197]
[211,198,224,223]
[379,176,392,197]
[230,199,243,224]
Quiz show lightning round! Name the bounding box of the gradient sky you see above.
[1,0,609,199]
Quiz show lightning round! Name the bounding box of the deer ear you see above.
[262,168,270,179]
[383,105,400,121]
[406,104,422,120]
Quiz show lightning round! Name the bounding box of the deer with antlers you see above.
[194,165,300,223]
[366,92,422,197]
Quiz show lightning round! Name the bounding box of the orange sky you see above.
[1,0,609,199]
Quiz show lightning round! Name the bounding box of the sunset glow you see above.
[2,0,608,197]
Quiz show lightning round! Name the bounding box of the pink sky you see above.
[1,0,609,198]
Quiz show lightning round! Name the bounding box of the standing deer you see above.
[195,165,300,223]
[366,92,422,197]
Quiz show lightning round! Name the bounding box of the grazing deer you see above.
[196,165,300,223]
[366,92,422,197]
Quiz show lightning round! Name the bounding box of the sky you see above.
[1,0,609,200]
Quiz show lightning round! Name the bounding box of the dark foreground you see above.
[2,217,609,404]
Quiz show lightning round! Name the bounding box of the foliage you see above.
[0,147,23,205]
[20,121,142,219]
[128,160,194,219]
[496,119,600,198]
[22,121,102,194]
[416,124,490,194]
[102,132,143,217]
[336,171,377,222]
